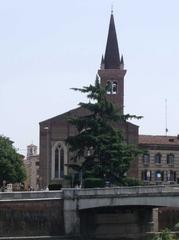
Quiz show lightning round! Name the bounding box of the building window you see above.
[52,142,67,180]
[55,148,59,178]
[60,148,64,177]
[167,170,176,182]
[106,80,118,95]
[106,81,112,94]
[112,81,117,94]
[155,170,164,181]
[141,170,151,181]
[167,153,175,165]
[143,154,150,165]
[155,153,161,164]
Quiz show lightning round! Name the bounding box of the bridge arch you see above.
[78,195,179,210]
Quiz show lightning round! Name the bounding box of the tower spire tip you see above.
[111,3,114,15]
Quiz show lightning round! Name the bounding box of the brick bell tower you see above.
[98,12,126,113]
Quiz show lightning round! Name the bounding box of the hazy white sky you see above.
[1,0,179,155]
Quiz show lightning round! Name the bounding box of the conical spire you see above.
[104,13,120,69]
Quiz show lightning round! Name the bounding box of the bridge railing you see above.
[63,185,179,199]
[0,185,179,201]
[0,190,63,201]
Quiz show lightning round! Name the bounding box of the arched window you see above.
[112,81,117,94]
[155,170,164,181]
[51,142,67,180]
[60,148,64,177]
[143,154,150,165]
[141,170,151,181]
[167,153,175,165]
[155,153,161,164]
[167,170,176,182]
[106,81,112,94]
[55,148,59,178]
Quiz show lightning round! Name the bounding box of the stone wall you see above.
[0,199,64,237]
[80,206,154,240]
[158,207,179,230]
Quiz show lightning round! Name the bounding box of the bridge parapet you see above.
[0,185,178,202]
[63,185,179,199]
[0,190,63,201]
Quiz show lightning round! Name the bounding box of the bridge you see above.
[63,185,179,209]
[62,185,179,235]
[1,185,179,239]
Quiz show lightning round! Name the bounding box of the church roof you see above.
[104,13,120,69]
[39,107,90,125]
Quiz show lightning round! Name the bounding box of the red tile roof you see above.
[139,135,179,145]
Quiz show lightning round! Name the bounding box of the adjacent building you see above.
[24,144,40,190]
[139,135,179,185]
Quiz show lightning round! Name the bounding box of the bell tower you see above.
[98,12,126,113]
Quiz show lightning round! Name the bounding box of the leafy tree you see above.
[0,135,26,187]
[151,229,176,240]
[66,78,142,186]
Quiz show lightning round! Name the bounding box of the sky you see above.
[0,0,179,155]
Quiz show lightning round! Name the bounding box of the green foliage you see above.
[151,229,176,240]
[174,222,179,231]
[48,183,62,190]
[0,135,26,186]
[66,77,142,186]
[121,177,143,186]
[83,178,105,188]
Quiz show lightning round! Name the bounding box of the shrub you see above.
[48,183,62,190]
[121,177,143,186]
[83,178,105,188]
[151,229,176,240]
[174,222,179,231]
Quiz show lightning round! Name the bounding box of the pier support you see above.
[63,189,80,236]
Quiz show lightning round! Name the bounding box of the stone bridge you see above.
[62,185,179,235]
[1,185,179,239]
[64,185,179,209]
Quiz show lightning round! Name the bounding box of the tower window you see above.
[106,81,112,94]
[106,80,118,95]
[112,81,117,94]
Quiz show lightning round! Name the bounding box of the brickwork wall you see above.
[98,68,126,113]
[0,199,64,237]
[80,206,153,239]
[158,207,179,231]
[39,99,139,186]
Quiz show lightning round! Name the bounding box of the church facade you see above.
[39,13,179,188]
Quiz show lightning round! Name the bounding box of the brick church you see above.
[39,12,179,188]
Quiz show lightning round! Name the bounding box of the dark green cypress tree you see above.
[66,77,142,186]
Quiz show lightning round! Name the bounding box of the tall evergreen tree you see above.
[66,77,142,186]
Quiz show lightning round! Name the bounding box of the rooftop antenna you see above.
[165,98,168,136]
